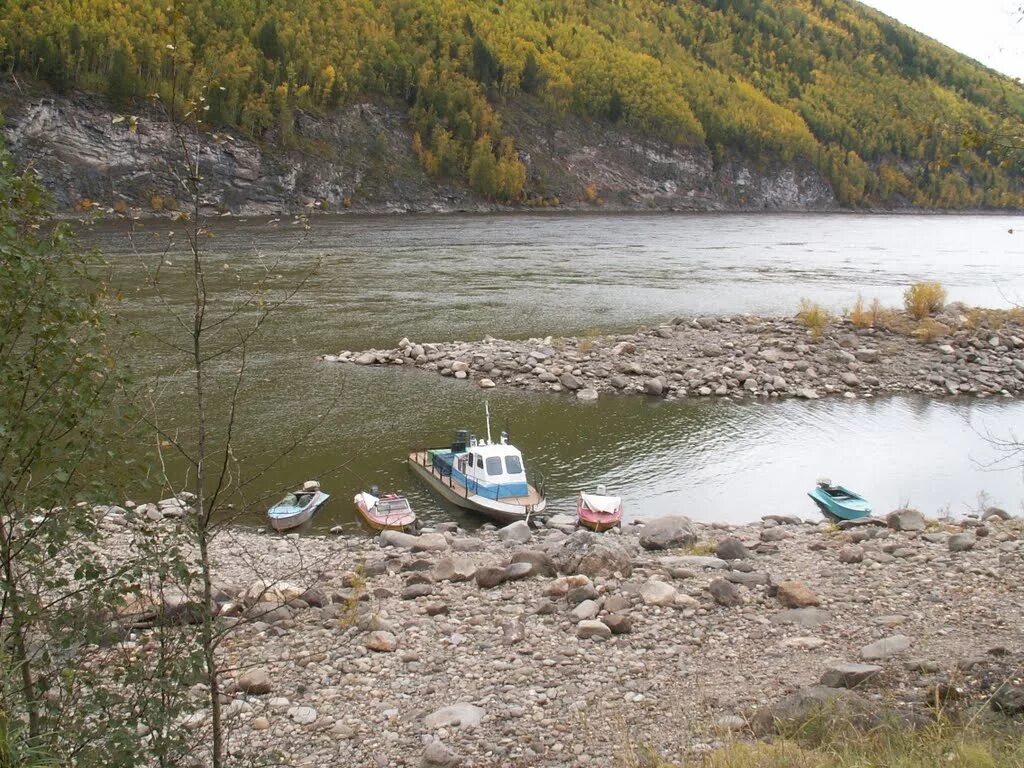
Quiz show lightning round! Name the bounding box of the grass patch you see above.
[797,300,832,339]
[707,719,1024,768]
[681,541,717,556]
[904,281,947,319]
[913,318,951,342]
[639,718,1024,768]
[963,307,1024,331]
[848,295,874,328]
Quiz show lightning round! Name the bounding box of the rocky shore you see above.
[323,308,1024,402]
[101,501,1024,767]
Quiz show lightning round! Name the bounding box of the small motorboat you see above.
[576,486,624,532]
[354,488,419,532]
[267,481,330,531]
[808,479,871,520]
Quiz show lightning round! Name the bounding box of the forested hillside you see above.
[3,0,1023,208]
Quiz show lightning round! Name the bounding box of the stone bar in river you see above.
[325,308,1024,401]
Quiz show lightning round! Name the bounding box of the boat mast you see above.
[485,400,492,444]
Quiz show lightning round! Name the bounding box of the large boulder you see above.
[639,580,677,606]
[637,516,698,551]
[576,620,612,640]
[751,686,881,736]
[991,684,1024,716]
[948,533,976,552]
[421,742,459,768]
[886,509,927,532]
[559,373,583,391]
[716,537,751,560]
[497,520,532,544]
[433,557,477,583]
[820,663,882,689]
[777,581,820,608]
[242,580,305,605]
[708,578,742,607]
[551,531,634,577]
[860,634,912,661]
[510,549,557,577]
[237,668,273,695]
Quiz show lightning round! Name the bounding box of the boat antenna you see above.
[485,400,492,444]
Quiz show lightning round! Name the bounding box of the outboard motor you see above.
[452,429,469,453]
[370,484,380,497]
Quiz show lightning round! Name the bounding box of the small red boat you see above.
[354,490,418,532]
[576,487,624,532]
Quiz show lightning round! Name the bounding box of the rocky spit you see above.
[323,309,1024,402]
[101,501,1024,767]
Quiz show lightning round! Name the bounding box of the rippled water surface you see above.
[82,213,1024,528]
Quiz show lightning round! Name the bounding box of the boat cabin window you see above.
[485,456,503,476]
[477,454,484,469]
[504,455,523,474]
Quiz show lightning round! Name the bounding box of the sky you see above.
[861,0,1024,79]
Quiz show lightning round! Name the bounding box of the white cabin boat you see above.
[408,408,546,523]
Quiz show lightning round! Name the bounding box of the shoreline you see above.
[64,206,1024,227]
[324,308,1024,403]
[101,500,1024,766]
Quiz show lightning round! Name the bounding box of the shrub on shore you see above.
[797,300,832,339]
[904,281,947,319]
[848,295,873,328]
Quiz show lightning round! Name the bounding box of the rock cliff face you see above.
[3,88,837,215]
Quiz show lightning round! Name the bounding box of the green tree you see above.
[0,141,195,766]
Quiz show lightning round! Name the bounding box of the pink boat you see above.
[354,490,419,532]
[576,487,624,532]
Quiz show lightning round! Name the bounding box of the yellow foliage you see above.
[4,0,1024,209]
[904,282,947,319]
[848,295,873,328]
[796,299,832,339]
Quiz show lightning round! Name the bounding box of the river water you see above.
[83,213,1024,528]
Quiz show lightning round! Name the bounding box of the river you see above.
[82,212,1024,529]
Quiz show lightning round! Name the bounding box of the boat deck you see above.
[408,450,544,507]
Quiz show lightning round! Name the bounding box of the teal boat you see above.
[808,480,871,520]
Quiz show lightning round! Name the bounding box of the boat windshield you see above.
[378,498,409,513]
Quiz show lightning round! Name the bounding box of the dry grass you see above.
[848,295,873,328]
[681,541,717,556]
[639,718,1024,768]
[963,307,1024,331]
[873,307,914,334]
[796,300,832,339]
[913,318,951,342]
[578,329,601,353]
[904,281,947,319]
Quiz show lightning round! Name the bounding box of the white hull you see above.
[408,453,546,523]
